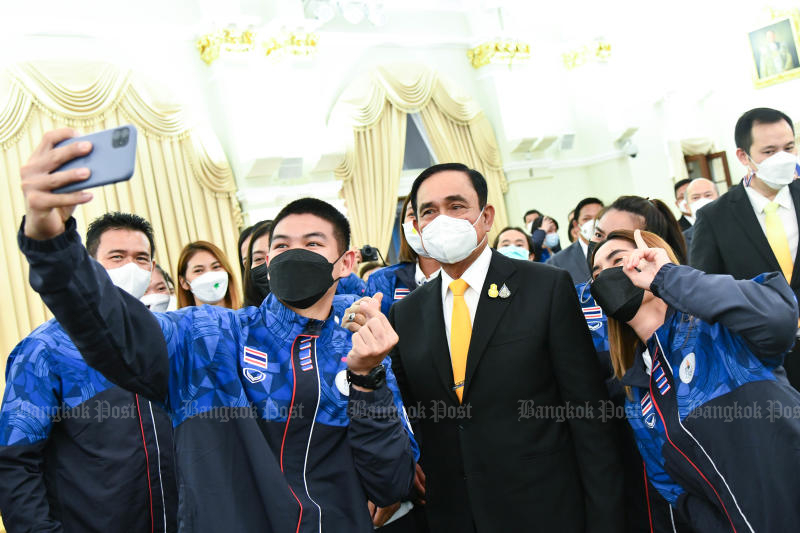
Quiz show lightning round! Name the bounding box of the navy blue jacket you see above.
[365,262,418,317]
[624,263,800,532]
[0,320,178,533]
[17,218,417,533]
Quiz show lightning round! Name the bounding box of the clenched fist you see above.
[344,293,398,375]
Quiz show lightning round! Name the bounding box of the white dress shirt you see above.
[414,262,441,286]
[440,246,493,351]
[744,184,799,261]
[578,238,589,259]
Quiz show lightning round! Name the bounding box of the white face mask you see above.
[749,151,798,191]
[421,208,486,264]
[579,219,595,242]
[402,220,430,258]
[688,197,714,217]
[497,245,529,261]
[166,294,178,311]
[107,262,152,299]
[678,199,689,215]
[189,271,229,304]
[140,293,170,312]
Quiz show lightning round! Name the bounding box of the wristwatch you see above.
[347,364,386,390]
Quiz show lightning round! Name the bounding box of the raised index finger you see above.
[633,229,648,250]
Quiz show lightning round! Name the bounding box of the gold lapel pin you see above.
[488,283,499,298]
[499,283,511,299]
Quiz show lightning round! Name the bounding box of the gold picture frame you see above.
[749,13,800,88]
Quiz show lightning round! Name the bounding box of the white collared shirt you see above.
[744,184,799,261]
[440,246,493,350]
[578,238,589,259]
[414,262,440,286]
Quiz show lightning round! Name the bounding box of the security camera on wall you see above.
[618,139,638,158]
[614,127,639,158]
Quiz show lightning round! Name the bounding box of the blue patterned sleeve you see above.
[0,339,65,531]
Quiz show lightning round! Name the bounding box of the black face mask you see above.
[268,248,342,309]
[591,266,645,323]
[249,262,271,303]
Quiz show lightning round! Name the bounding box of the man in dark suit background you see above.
[691,107,800,389]
[375,163,624,532]
[547,197,604,284]
[674,178,693,231]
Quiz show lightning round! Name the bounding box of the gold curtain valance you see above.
[0,62,242,407]
[333,64,509,253]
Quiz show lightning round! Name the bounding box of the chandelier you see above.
[197,27,319,65]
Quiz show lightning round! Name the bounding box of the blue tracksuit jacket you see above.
[0,320,177,533]
[622,263,800,532]
[364,262,418,317]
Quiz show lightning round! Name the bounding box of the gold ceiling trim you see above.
[467,40,531,69]
[197,28,318,66]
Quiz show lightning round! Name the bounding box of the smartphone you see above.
[53,125,137,193]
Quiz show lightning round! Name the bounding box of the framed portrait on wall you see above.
[749,14,800,88]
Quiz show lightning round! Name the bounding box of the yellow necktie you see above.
[764,201,794,282]
[449,279,472,403]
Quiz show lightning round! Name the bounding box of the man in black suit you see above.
[691,107,800,389]
[674,178,693,231]
[547,197,604,283]
[374,163,624,532]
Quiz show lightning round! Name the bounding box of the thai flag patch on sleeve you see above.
[243,346,269,369]
[652,361,671,395]
[582,306,603,320]
[394,288,410,300]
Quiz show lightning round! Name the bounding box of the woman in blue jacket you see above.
[591,228,800,532]
[366,196,440,317]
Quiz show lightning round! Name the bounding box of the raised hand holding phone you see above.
[21,128,94,240]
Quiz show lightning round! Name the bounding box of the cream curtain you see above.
[0,62,242,396]
[335,101,406,251]
[668,137,716,182]
[333,64,509,251]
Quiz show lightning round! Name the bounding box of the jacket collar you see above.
[620,307,676,388]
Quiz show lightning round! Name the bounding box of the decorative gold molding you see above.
[197,28,318,65]
[467,40,531,69]
[562,41,611,70]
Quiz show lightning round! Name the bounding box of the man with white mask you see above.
[547,197,604,284]
[691,107,800,389]
[348,163,624,532]
[0,212,177,532]
[681,177,719,255]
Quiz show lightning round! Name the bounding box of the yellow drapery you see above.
[333,64,509,251]
[0,62,242,395]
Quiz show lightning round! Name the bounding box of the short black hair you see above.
[410,163,488,215]
[573,197,604,222]
[270,198,350,254]
[86,212,155,259]
[523,209,541,222]
[734,107,794,155]
[673,178,691,196]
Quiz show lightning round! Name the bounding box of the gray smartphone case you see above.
[53,125,137,193]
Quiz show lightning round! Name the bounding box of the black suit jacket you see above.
[678,214,692,231]
[690,181,800,386]
[546,240,591,284]
[389,250,624,533]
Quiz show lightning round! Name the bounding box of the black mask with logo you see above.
[591,266,645,322]
[268,249,342,309]
[249,262,271,303]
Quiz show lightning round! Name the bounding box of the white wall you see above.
[2,0,800,243]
